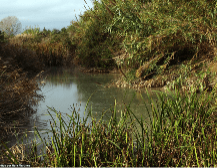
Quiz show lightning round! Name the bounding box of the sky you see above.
[0,0,97,34]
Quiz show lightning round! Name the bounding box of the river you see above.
[4,66,161,159]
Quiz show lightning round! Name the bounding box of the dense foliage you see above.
[1,0,217,166]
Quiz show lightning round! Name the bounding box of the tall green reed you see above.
[2,82,217,166]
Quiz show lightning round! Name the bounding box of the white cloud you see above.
[0,0,95,33]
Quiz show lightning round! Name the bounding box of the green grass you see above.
[1,0,217,166]
[1,83,217,166]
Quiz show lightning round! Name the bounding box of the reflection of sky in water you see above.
[6,67,160,158]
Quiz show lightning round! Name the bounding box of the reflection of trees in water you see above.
[39,67,159,131]
[38,68,161,146]
[40,67,80,87]
[74,73,119,99]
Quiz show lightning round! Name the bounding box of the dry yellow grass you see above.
[15,33,33,38]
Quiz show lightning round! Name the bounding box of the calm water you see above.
[5,66,161,158]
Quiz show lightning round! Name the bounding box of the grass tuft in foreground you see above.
[1,83,217,166]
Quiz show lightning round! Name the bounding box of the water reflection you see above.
[6,66,161,158]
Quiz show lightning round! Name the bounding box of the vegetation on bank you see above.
[0,37,46,144]
[0,0,217,166]
[3,0,217,90]
[1,84,217,166]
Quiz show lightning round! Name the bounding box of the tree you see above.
[51,28,60,34]
[0,16,22,37]
[61,27,67,33]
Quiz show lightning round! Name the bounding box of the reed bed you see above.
[1,83,217,166]
[1,0,217,166]
[9,34,75,67]
[0,41,45,146]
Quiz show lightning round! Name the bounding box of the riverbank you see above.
[1,0,217,166]
[78,57,217,95]
[1,44,217,167]
[1,82,217,166]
